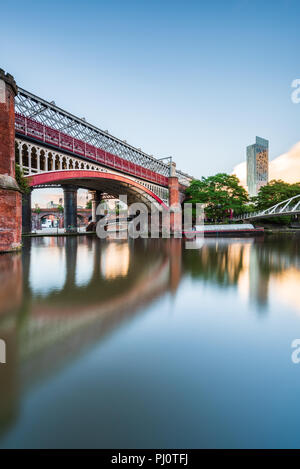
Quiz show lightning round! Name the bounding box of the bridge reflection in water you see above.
[0,237,181,437]
[0,235,300,447]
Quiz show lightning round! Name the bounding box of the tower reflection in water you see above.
[182,236,300,311]
[0,235,299,442]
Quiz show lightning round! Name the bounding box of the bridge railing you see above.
[15,113,169,187]
[233,194,300,220]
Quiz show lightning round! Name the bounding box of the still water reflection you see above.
[0,235,300,448]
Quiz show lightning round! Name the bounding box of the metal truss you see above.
[15,88,192,185]
[234,194,300,220]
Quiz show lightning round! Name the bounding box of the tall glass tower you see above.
[246,136,269,197]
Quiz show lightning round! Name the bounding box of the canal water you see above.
[0,234,300,448]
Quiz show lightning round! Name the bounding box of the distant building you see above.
[46,198,63,209]
[247,136,269,197]
[46,200,58,208]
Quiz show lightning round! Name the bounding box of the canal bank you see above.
[252,222,300,235]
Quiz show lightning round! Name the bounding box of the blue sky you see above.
[1,0,300,178]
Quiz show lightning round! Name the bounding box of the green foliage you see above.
[185,173,248,222]
[34,207,41,214]
[115,201,120,216]
[57,204,64,213]
[242,203,256,213]
[257,216,292,226]
[15,164,30,194]
[254,180,300,210]
[86,200,92,209]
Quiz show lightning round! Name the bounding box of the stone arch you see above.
[22,144,29,168]
[55,155,60,171]
[31,147,38,170]
[40,150,46,171]
[47,153,54,171]
[39,213,61,228]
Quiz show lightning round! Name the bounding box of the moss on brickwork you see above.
[15,164,30,194]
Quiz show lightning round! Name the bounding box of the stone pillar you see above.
[0,69,22,252]
[28,145,32,174]
[91,196,96,223]
[22,189,32,234]
[63,185,78,232]
[18,142,22,168]
[168,162,181,235]
[90,190,102,222]
[37,149,40,172]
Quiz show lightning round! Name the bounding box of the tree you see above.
[57,204,64,213]
[86,200,92,209]
[254,180,300,210]
[185,173,248,222]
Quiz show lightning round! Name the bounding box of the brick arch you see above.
[33,211,89,229]
[38,212,61,221]
[27,170,168,208]
[34,212,63,229]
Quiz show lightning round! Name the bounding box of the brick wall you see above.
[0,71,21,252]
[0,190,22,251]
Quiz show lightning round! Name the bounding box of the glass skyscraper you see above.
[246,136,269,197]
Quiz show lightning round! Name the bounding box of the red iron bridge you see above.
[15,89,192,190]
[0,69,194,249]
[15,112,169,187]
[13,87,193,233]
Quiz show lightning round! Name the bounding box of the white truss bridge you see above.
[234,194,300,221]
